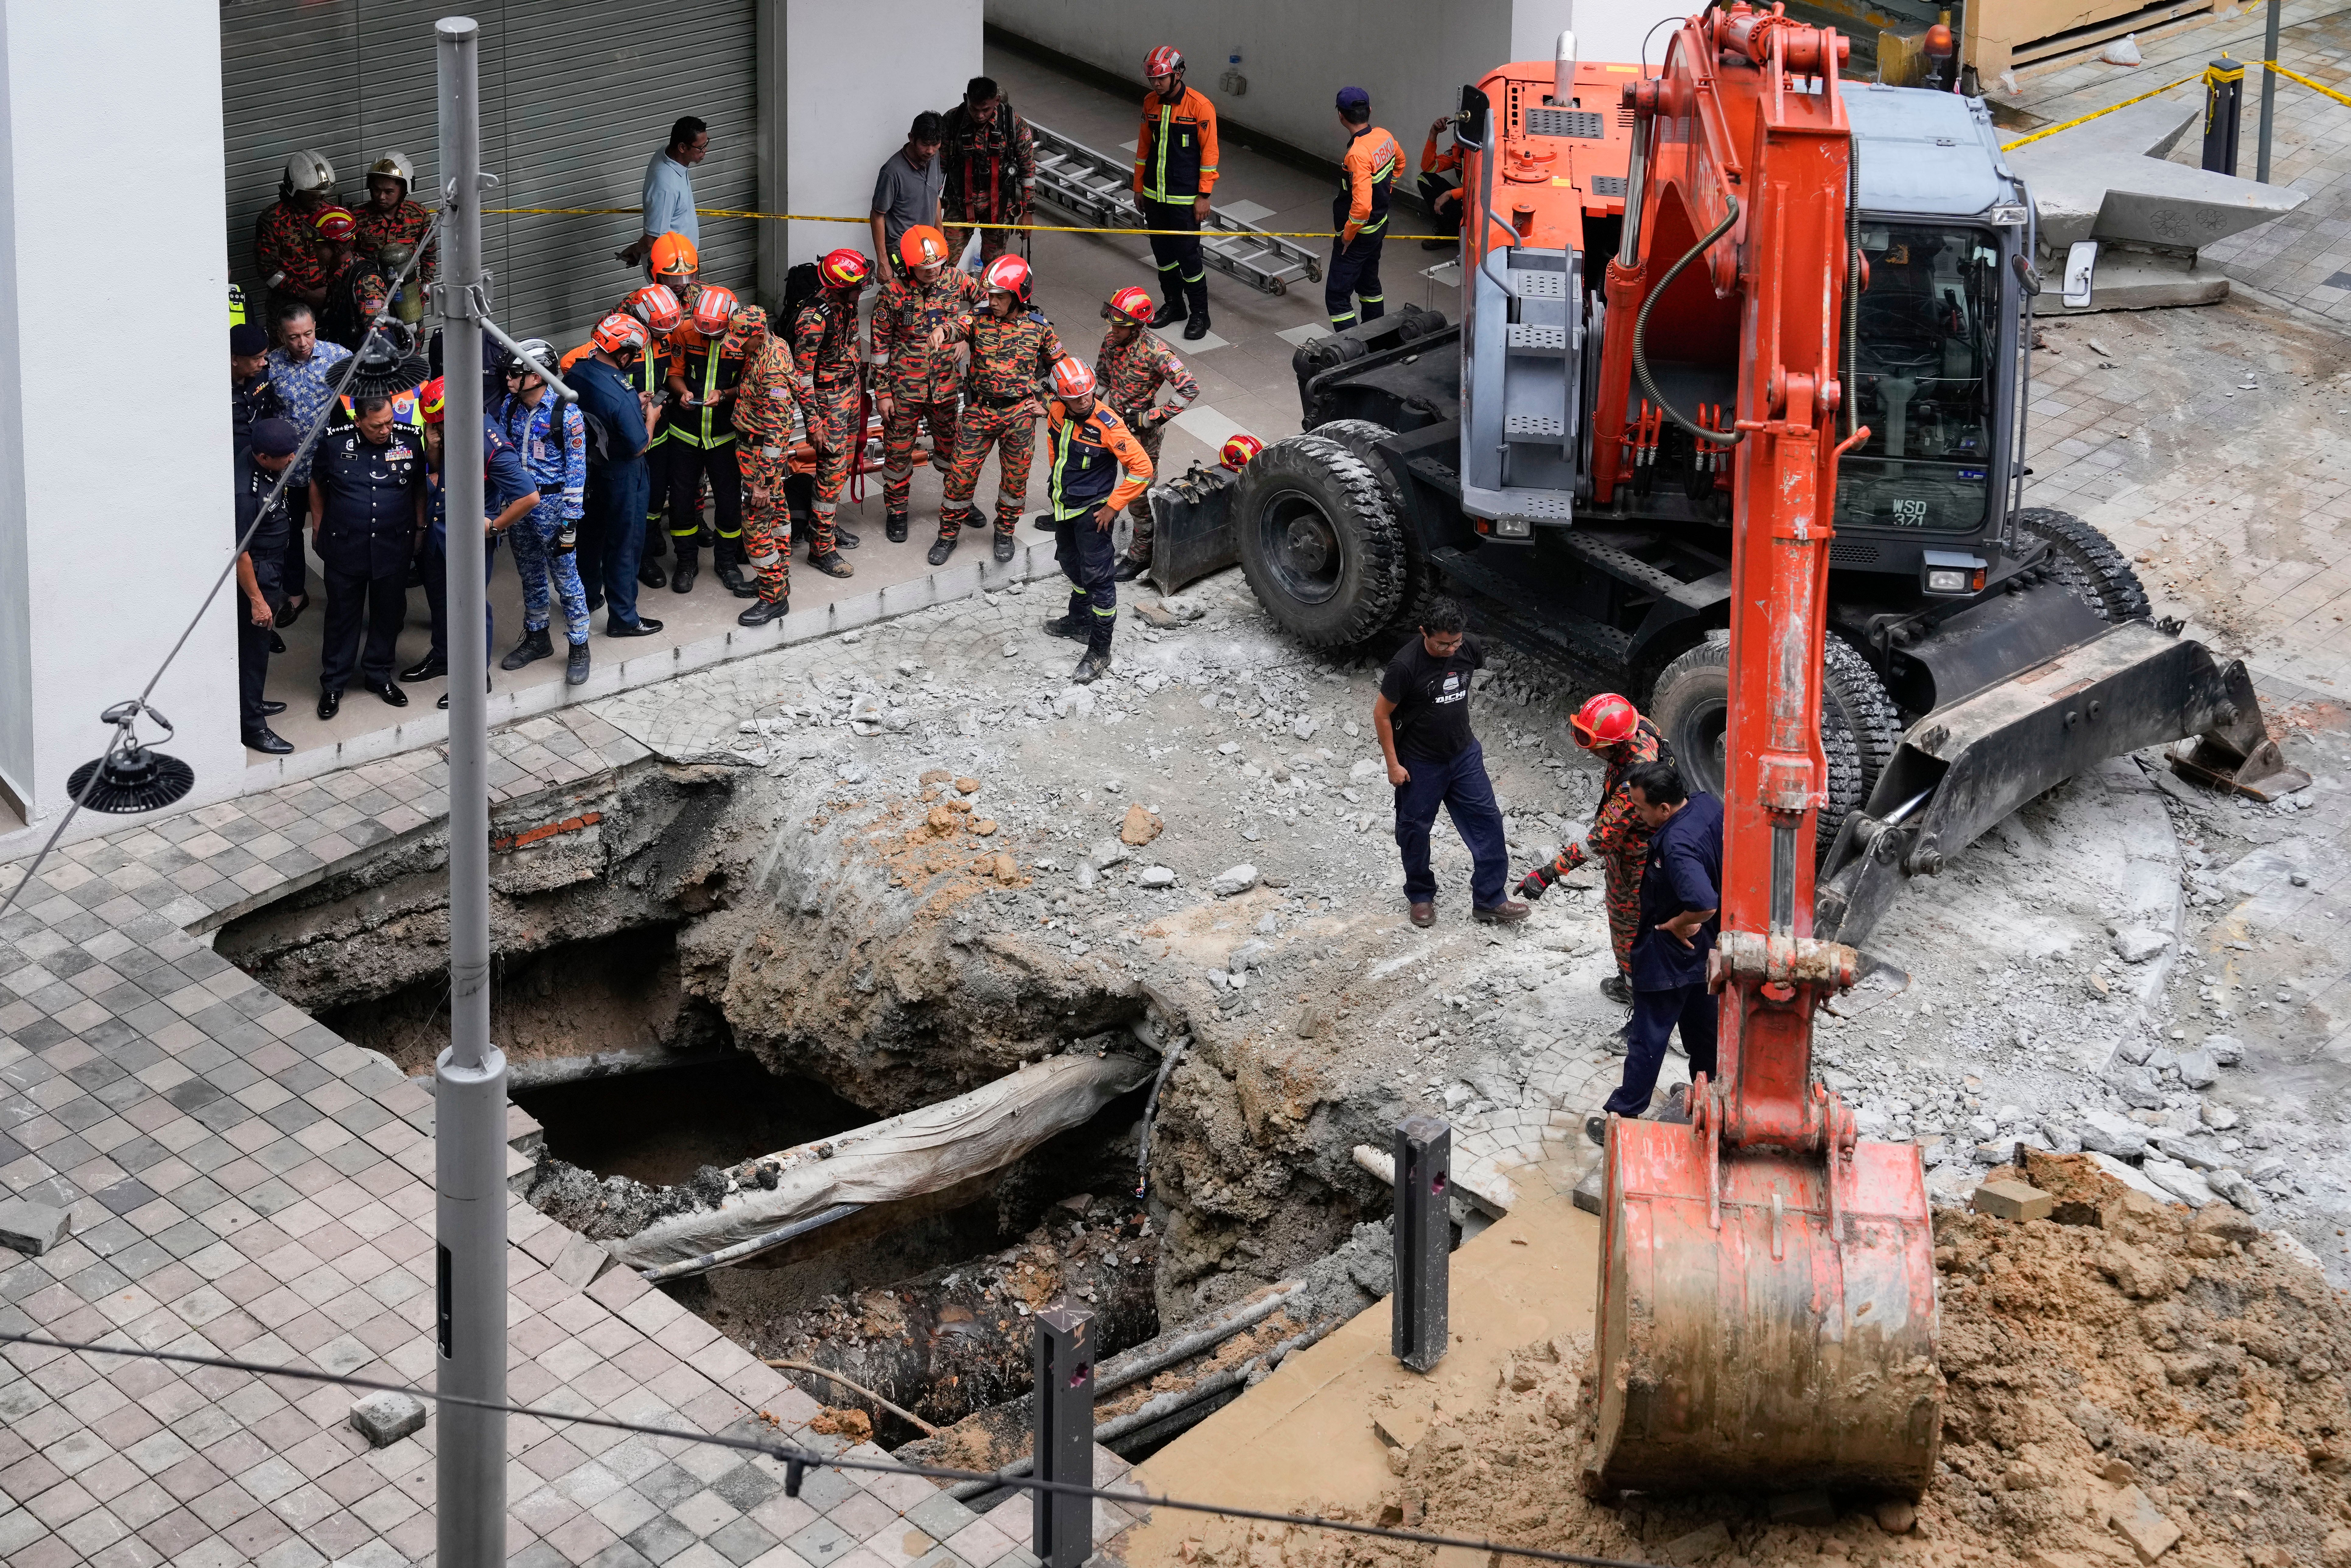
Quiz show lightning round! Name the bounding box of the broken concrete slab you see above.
[2114,926,2171,964]
[0,1198,70,1257]
[349,1389,427,1448]
[2087,1151,2179,1207]
[2174,1047,2219,1089]
[1974,1179,2055,1222]
[2141,1156,2219,1208]
[1211,863,1260,897]
[2106,1482,2182,1563]
[2206,1168,2263,1215]
[2077,1109,2149,1159]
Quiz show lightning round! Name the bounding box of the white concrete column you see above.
[0,0,242,829]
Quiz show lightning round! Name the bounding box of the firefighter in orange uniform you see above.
[925,254,1063,566]
[790,249,872,577]
[1037,357,1152,684]
[869,225,982,544]
[727,306,801,626]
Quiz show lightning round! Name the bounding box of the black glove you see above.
[1518,864,1555,901]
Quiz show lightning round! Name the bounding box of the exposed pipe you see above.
[1094,1280,1305,1397]
[763,1359,940,1436]
[1632,197,1745,445]
[1132,1036,1190,1198]
[1552,29,1578,106]
[637,1202,865,1283]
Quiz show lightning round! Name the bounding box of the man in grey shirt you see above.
[871,112,945,286]
[619,116,708,270]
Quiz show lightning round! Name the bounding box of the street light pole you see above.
[433,16,507,1566]
[2258,0,2281,182]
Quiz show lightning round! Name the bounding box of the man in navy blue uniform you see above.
[569,312,664,638]
[235,418,302,753]
[310,394,427,719]
[408,376,544,708]
[1589,760,1723,1141]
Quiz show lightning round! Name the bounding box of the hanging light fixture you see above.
[65,702,194,814]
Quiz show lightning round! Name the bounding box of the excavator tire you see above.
[1645,633,1901,858]
[1309,418,1442,636]
[2018,507,2150,623]
[1231,434,1409,648]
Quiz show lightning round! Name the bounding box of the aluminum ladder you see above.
[1027,120,1323,296]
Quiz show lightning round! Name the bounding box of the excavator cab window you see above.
[1834,222,2003,537]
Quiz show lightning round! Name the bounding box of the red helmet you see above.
[312,206,359,243]
[818,248,872,291]
[899,225,950,270]
[1144,45,1184,79]
[1571,693,1641,749]
[1220,433,1264,471]
[626,284,682,334]
[416,376,446,425]
[1105,285,1154,326]
[982,253,1032,303]
[690,285,740,339]
[1049,357,1096,399]
[590,312,650,355]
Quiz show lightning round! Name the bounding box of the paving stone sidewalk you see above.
[0,702,1134,1568]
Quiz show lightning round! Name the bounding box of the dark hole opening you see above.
[517,1057,874,1188]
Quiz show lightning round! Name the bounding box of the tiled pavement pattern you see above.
[0,698,1144,1568]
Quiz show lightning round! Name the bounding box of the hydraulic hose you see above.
[1631,197,1745,445]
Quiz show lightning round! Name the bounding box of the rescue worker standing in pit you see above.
[728,305,803,626]
[869,225,981,545]
[926,254,1064,566]
[791,250,873,578]
[1515,693,1669,1005]
[663,284,755,597]
[1093,284,1199,581]
[1133,47,1218,342]
[1039,357,1152,684]
[1328,89,1404,330]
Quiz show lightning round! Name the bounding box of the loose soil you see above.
[1160,1156,2351,1568]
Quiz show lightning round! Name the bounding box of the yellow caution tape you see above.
[483,205,1461,242]
[2262,57,2351,111]
[1998,72,2200,151]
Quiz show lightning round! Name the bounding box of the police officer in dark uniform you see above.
[309,393,427,719]
[232,325,283,449]
[237,419,303,753]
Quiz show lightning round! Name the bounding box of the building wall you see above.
[0,0,242,826]
[783,0,982,269]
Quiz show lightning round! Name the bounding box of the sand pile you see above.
[1172,1155,2351,1568]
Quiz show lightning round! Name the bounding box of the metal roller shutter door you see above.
[222,0,756,347]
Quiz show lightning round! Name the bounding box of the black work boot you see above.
[834,526,860,550]
[886,513,909,544]
[928,530,959,566]
[638,555,666,589]
[1184,309,1211,342]
[1073,643,1112,684]
[1043,595,1090,642]
[808,549,853,579]
[1114,555,1147,582]
[500,627,553,670]
[714,541,756,599]
[670,545,698,594]
[738,595,789,626]
[1599,974,1634,1006]
[1149,297,1186,328]
[993,530,1017,563]
[565,641,591,685]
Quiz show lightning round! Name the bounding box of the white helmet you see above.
[282,150,336,199]
[366,151,415,191]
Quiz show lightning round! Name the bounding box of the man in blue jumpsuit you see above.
[1589,760,1724,1140]
[309,394,427,719]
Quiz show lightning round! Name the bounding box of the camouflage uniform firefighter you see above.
[870,225,982,544]
[1094,284,1199,579]
[790,248,872,577]
[1516,694,1670,1004]
[927,253,1064,566]
[728,307,804,625]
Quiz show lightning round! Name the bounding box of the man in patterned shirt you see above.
[1093,284,1198,580]
[265,301,353,623]
[255,150,337,335]
[869,225,980,545]
[791,250,874,579]
[728,306,803,626]
[925,254,1062,566]
[1515,693,1670,1003]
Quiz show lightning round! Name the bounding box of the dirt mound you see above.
[1169,1157,2351,1568]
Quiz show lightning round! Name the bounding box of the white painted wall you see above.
[785,0,982,269]
[985,0,1514,167]
[0,0,242,827]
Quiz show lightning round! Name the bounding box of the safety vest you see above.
[667,341,742,450]
[631,347,671,447]
[339,388,424,428]
[229,283,246,327]
[1047,402,1141,520]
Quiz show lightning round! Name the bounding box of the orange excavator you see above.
[1209,1,2304,1497]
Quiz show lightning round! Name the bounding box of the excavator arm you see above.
[1589,4,1944,1499]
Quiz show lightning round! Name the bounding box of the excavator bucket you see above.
[1590,1108,1944,1498]
[1142,464,1242,596]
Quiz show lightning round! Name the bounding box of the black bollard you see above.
[2203,57,2244,176]
[1033,1303,1096,1568]
[1391,1115,1452,1373]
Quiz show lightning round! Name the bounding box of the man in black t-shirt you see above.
[1372,597,1529,929]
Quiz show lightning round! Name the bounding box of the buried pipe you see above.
[1094,1279,1305,1398]
[639,1202,866,1283]
[409,1041,735,1092]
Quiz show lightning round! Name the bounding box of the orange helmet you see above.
[649,231,698,278]
[417,376,446,424]
[1220,433,1264,471]
[313,206,359,243]
[1105,285,1154,326]
[690,285,740,339]
[1571,693,1641,748]
[818,248,872,291]
[590,312,650,355]
[899,225,950,271]
[982,253,1032,304]
[1144,45,1184,78]
[625,283,683,334]
[1049,357,1096,399]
